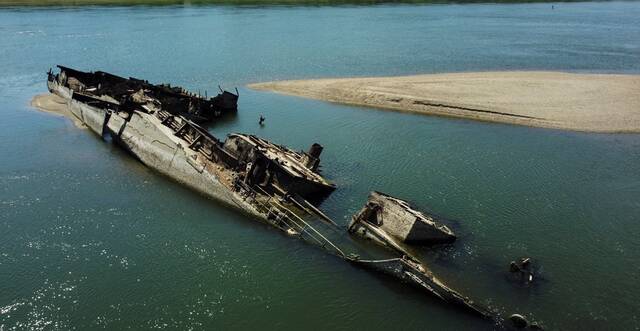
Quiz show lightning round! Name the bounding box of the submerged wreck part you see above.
[345,193,492,319]
[47,65,238,124]
[509,257,539,286]
[345,193,498,318]
[508,313,543,329]
[348,191,456,254]
[350,256,492,319]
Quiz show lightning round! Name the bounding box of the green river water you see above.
[1,2,639,329]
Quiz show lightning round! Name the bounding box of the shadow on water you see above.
[204,110,238,128]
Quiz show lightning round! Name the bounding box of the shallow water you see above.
[1,2,640,330]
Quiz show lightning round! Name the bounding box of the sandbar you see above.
[30,93,85,128]
[248,71,640,133]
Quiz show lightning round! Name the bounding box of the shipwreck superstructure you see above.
[47,65,238,124]
[223,134,335,201]
[38,65,511,325]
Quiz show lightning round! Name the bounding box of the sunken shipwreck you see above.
[40,65,539,329]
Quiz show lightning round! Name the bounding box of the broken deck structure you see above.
[349,191,456,256]
[48,65,238,124]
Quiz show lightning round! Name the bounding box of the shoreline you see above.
[248,71,640,133]
[0,0,605,7]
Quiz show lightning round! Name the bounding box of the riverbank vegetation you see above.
[0,0,611,6]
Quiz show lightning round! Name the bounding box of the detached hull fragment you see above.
[349,191,456,255]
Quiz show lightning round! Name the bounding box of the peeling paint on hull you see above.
[50,80,264,219]
[113,111,263,219]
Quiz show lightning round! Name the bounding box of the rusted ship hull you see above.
[53,88,336,237]
[41,67,499,323]
[50,94,493,321]
[46,78,112,137]
[48,65,238,123]
[54,91,258,216]
[110,112,257,214]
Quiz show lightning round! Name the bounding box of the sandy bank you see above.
[249,71,640,133]
[30,93,85,128]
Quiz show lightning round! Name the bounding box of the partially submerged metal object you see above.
[350,256,491,318]
[48,65,238,124]
[46,66,337,236]
[346,192,490,318]
[43,65,497,323]
[509,313,544,329]
[348,191,456,256]
[509,257,539,286]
